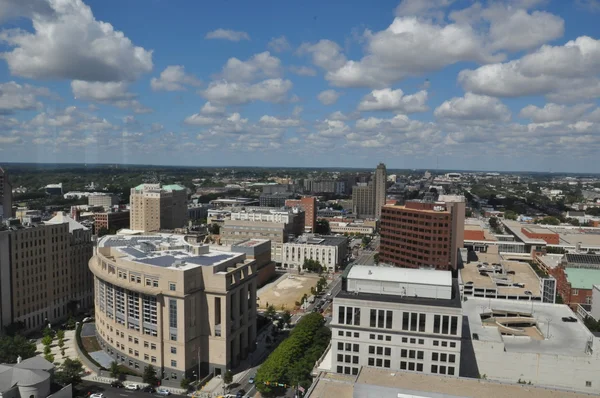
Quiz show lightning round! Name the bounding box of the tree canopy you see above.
[315,219,330,235]
[55,358,84,386]
[143,365,160,386]
[255,313,331,396]
[302,259,323,273]
[0,335,37,364]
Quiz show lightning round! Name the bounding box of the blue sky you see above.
[1,0,600,172]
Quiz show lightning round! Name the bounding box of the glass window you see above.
[368,358,374,366]
[346,306,353,325]
[432,353,439,361]
[417,363,423,372]
[434,315,441,333]
[384,347,391,356]
[442,316,450,334]
[402,312,409,330]
[378,310,385,328]
[386,310,393,329]
[376,346,383,355]
[171,360,177,367]
[171,347,177,354]
[400,361,407,370]
[419,313,426,332]
[354,307,361,326]
[408,362,415,371]
[448,367,455,375]
[338,342,343,350]
[337,354,343,362]
[169,299,177,329]
[169,283,176,291]
[449,354,456,363]
[368,346,375,354]
[370,309,377,327]
[450,316,458,335]
[338,306,345,324]
[431,365,438,373]
[417,351,424,360]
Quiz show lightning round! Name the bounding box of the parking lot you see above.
[257,273,320,310]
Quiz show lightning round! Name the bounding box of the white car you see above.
[156,389,171,396]
[125,383,140,390]
[90,394,105,398]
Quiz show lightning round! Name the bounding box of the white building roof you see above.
[347,265,452,287]
[45,212,88,232]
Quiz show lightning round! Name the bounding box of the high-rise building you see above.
[379,195,465,271]
[130,184,188,232]
[88,193,119,210]
[374,163,387,219]
[90,233,258,378]
[0,213,93,331]
[0,168,12,220]
[332,265,462,377]
[351,163,387,219]
[285,196,317,232]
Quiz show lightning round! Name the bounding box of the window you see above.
[400,361,407,370]
[441,353,447,362]
[417,351,424,360]
[384,359,390,368]
[338,331,344,336]
[338,342,343,350]
[377,335,383,341]
[410,338,416,344]
[386,310,393,329]
[171,347,177,354]
[402,312,409,330]
[442,341,448,347]
[376,358,382,367]
[170,333,177,341]
[418,339,424,345]
[450,316,458,335]
[402,337,408,343]
[401,349,407,358]
[408,362,415,371]
[337,366,343,373]
[378,310,385,328]
[368,346,375,354]
[431,365,438,373]
[370,309,377,327]
[352,356,359,364]
[449,354,455,363]
[169,299,177,328]
[368,358,374,366]
[384,347,391,356]
[450,342,456,348]
[354,332,359,338]
[432,353,439,361]
[440,366,446,374]
[151,356,156,363]
[144,341,149,348]
[338,306,345,324]
[151,344,156,350]
[169,283,176,291]
[171,360,177,367]
[586,381,592,387]
[385,335,391,341]
[369,334,375,340]
[433,340,439,346]
[410,312,417,331]
[353,344,359,352]
[419,313,426,332]
[417,363,423,372]
[376,347,383,355]
[354,307,361,326]
[442,316,450,334]
[434,315,441,333]
[409,350,415,359]
[573,289,579,295]
[337,354,343,362]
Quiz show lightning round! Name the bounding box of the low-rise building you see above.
[329,222,374,235]
[281,234,348,272]
[94,210,131,233]
[463,297,600,394]
[0,357,55,398]
[88,193,120,209]
[331,265,462,377]
[90,233,258,379]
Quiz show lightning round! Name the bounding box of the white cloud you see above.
[199,101,225,115]
[289,66,317,76]
[458,36,600,101]
[259,115,301,127]
[150,65,201,91]
[325,17,501,88]
[487,9,564,52]
[205,29,250,42]
[434,93,511,122]
[519,103,594,123]
[297,40,347,70]
[357,88,428,113]
[317,90,341,105]
[316,119,350,138]
[0,0,55,23]
[71,81,151,113]
[268,36,291,52]
[201,79,293,105]
[328,111,349,121]
[220,52,282,82]
[395,0,455,20]
[0,81,51,114]
[0,0,153,82]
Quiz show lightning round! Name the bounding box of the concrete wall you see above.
[473,339,600,393]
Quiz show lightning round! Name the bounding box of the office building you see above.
[351,163,387,219]
[0,167,12,220]
[221,221,290,263]
[379,195,465,271]
[90,233,257,378]
[331,265,461,377]
[286,196,317,232]
[94,210,131,233]
[259,192,295,208]
[261,184,295,195]
[229,208,305,236]
[187,203,211,221]
[130,184,188,232]
[88,193,119,209]
[45,183,63,196]
[463,297,600,394]
[0,213,93,331]
[281,234,348,272]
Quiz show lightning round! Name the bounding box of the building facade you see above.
[0,213,93,331]
[130,184,188,232]
[88,194,119,209]
[373,163,387,219]
[285,197,317,232]
[221,220,290,263]
[259,192,295,208]
[379,196,465,271]
[352,184,375,219]
[0,168,12,220]
[281,235,348,272]
[90,233,258,379]
[94,210,131,233]
[331,265,462,377]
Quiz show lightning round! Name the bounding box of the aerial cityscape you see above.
[2,0,600,398]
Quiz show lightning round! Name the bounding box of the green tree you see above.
[56,329,65,340]
[281,310,292,327]
[97,227,109,237]
[315,219,330,235]
[55,358,84,386]
[44,346,51,356]
[265,305,277,320]
[44,353,55,363]
[0,335,37,363]
[536,216,561,225]
[567,218,580,226]
[109,361,123,379]
[373,252,380,265]
[42,335,53,347]
[223,370,233,391]
[504,210,518,220]
[43,327,54,338]
[57,338,65,350]
[143,365,160,386]
[208,223,220,235]
[180,377,191,390]
[361,236,372,247]
[489,216,499,229]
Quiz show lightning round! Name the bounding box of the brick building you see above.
[379,196,465,271]
[285,196,317,232]
[521,226,560,245]
[94,210,130,233]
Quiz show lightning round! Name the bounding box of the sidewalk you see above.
[82,374,188,395]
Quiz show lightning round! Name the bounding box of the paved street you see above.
[79,381,187,398]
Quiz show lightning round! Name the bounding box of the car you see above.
[125,383,140,390]
[507,271,516,275]
[524,290,533,295]
[82,316,94,323]
[248,375,255,384]
[562,316,578,322]
[90,394,105,398]
[156,389,171,396]
[142,386,156,393]
[110,380,124,388]
[236,389,246,398]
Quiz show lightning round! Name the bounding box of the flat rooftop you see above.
[291,235,347,246]
[460,252,541,296]
[536,254,564,270]
[502,220,548,245]
[99,234,240,270]
[343,366,594,398]
[464,297,594,357]
[565,268,600,290]
[233,239,269,248]
[523,225,557,235]
[347,265,452,287]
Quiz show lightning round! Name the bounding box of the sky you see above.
[1,0,600,172]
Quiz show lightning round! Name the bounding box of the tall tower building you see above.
[379,195,465,271]
[0,167,12,220]
[374,163,387,219]
[130,184,188,232]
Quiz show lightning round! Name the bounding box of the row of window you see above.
[369,346,392,356]
[336,366,359,375]
[337,354,359,364]
[369,357,392,368]
[338,306,361,326]
[338,330,360,338]
[338,342,360,352]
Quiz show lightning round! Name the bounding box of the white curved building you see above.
[90,233,258,380]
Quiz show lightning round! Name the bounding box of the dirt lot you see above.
[258,273,320,310]
[82,336,102,353]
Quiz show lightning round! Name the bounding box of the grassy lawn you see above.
[82,336,102,353]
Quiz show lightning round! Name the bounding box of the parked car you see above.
[156,388,171,396]
[125,383,140,390]
[90,394,105,398]
[82,317,94,323]
[524,290,533,295]
[562,316,578,322]
[110,380,124,388]
[142,386,156,393]
[249,374,255,384]
[236,389,246,398]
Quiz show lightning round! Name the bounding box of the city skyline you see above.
[1,0,600,172]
